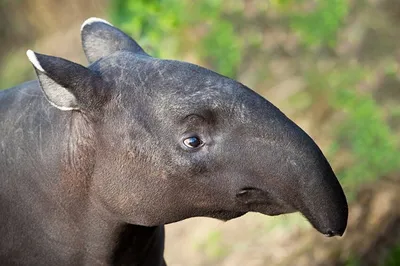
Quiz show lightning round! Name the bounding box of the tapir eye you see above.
[183,136,204,149]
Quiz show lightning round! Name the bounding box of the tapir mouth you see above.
[211,210,248,221]
[235,187,296,215]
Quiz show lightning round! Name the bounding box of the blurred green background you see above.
[1,0,400,265]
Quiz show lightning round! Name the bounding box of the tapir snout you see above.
[278,119,348,237]
[229,96,348,236]
[296,168,348,236]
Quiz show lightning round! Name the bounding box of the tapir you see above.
[0,17,348,265]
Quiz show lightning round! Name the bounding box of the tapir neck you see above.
[0,82,166,265]
[72,198,166,265]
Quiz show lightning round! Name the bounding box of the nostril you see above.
[324,230,335,237]
[236,190,249,196]
[324,229,344,237]
[236,188,269,205]
[236,187,259,198]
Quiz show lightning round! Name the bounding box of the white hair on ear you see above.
[46,100,77,111]
[26,50,45,73]
[81,17,113,31]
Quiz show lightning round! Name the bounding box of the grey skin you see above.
[0,18,348,265]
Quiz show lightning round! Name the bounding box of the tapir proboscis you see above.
[0,17,348,266]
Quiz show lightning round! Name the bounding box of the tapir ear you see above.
[26,50,107,111]
[81,17,148,63]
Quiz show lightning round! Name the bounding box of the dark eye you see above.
[183,136,204,149]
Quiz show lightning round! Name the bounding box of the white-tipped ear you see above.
[26,50,106,111]
[26,50,45,73]
[81,17,113,32]
[80,16,148,63]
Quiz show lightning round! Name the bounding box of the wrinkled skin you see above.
[0,18,348,265]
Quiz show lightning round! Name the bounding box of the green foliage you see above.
[0,50,34,90]
[344,243,400,266]
[200,20,241,78]
[273,0,348,47]
[333,87,400,185]
[302,65,400,189]
[291,0,348,47]
[110,0,185,57]
[280,0,399,190]
[324,67,399,185]
[381,243,400,266]
[110,0,241,77]
[344,256,360,266]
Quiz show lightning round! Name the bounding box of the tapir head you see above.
[27,18,348,237]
